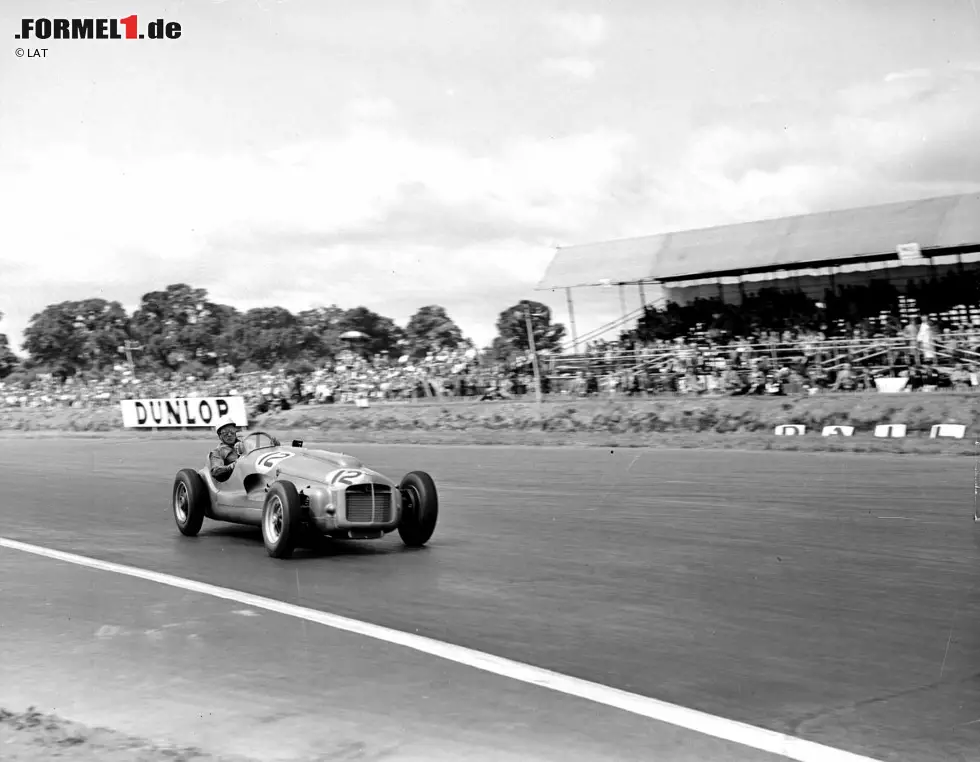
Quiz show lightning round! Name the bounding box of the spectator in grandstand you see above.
[917,317,937,363]
[832,363,856,392]
[950,364,973,390]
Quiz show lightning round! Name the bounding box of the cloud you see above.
[540,57,598,81]
[344,96,398,122]
[0,126,634,350]
[547,11,607,48]
[660,62,980,225]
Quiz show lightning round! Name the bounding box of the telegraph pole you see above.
[522,305,543,410]
[118,340,143,376]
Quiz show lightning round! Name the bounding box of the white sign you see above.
[774,425,806,436]
[874,424,907,438]
[896,242,921,261]
[120,396,248,428]
[874,377,909,393]
[929,424,966,439]
[822,425,855,437]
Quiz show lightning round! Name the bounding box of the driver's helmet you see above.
[214,415,240,435]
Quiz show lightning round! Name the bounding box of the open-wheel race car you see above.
[171,432,438,559]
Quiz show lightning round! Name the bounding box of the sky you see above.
[1,0,979,356]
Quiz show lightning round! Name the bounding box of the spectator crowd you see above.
[4,273,980,411]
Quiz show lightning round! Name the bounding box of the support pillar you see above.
[565,288,579,354]
[638,281,647,309]
[619,283,628,319]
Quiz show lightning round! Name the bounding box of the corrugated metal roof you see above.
[536,192,980,289]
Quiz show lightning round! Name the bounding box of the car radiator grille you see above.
[345,485,392,524]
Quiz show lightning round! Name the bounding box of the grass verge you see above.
[0,706,252,762]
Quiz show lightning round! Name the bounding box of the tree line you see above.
[0,284,566,381]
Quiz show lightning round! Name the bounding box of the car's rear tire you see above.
[398,471,438,548]
[173,469,207,537]
[262,481,302,559]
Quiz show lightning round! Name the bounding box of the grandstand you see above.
[537,192,980,352]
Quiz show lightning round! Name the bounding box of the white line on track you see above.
[0,536,882,762]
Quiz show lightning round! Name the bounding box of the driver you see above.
[209,416,246,482]
[209,416,280,482]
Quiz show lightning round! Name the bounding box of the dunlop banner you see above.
[120,396,248,428]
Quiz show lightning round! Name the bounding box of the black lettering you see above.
[35,18,52,39]
[72,19,93,39]
[108,19,121,39]
[148,19,164,39]
[135,401,148,425]
[199,401,213,424]
[166,21,181,39]
[54,19,69,38]
[96,19,109,38]
[216,399,229,417]
[19,19,33,39]
[165,400,181,425]
[149,401,163,424]
[182,399,197,425]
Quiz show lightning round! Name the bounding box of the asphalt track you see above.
[1,438,979,761]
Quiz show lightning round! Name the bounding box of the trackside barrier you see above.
[772,421,975,439]
[874,424,907,438]
[774,425,806,436]
[930,424,966,439]
[120,396,249,429]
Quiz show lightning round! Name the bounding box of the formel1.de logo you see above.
[16,16,182,41]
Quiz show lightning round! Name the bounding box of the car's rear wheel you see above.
[173,469,207,537]
[397,471,438,548]
[262,481,302,559]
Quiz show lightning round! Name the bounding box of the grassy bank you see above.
[1,394,977,454]
[0,707,252,762]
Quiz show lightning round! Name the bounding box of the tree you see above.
[297,305,347,361]
[22,299,130,378]
[494,300,566,354]
[0,311,18,379]
[340,307,405,357]
[405,305,465,358]
[233,307,305,368]
[131,284,233,370]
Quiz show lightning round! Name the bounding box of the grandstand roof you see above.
[536,191,980,289]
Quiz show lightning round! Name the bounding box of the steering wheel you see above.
[240,431,278,455]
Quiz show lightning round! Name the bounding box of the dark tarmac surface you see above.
[2,438,980,761]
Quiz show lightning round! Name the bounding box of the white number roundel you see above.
[255,451,294,473]
[328,469,363,486]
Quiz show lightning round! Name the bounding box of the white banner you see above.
[120,396,248,428]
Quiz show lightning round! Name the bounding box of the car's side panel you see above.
[199,467,263,525]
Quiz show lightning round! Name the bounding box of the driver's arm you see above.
[209,449,235,481]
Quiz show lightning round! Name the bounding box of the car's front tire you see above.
[397,471,438,548]
[262,481,302,559]
[173,469,208,537]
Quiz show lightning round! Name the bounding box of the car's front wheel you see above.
[173,469,208,537]
[262,481,302,559]
[398,471,438,548]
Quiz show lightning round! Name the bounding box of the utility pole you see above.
[522,305,543,411]
[118,340,143,376]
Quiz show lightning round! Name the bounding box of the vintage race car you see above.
[171,432,438,559]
